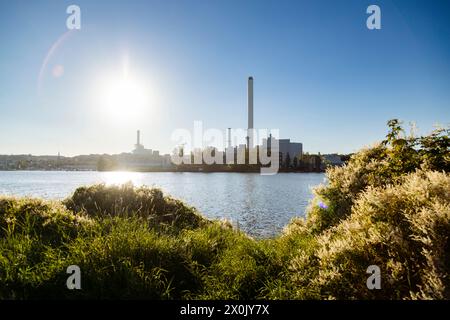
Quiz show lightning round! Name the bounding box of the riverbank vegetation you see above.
[0,120,449,299]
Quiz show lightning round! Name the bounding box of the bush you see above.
[306,120,449,233]
[64,183,206,232]
[288,170,450,299]
[0,191,271,300]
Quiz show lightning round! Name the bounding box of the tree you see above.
[418,127,450,172]
[285,153,291,168]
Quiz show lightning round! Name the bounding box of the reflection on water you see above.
[100,171,144,186]
[0,171,326,238]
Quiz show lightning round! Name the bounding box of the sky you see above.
[0,0,449,156]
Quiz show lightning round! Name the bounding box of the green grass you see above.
[0,184,313,300]
[1,171,447,300]
[0,120,449,300]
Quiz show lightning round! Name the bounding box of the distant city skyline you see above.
[1,0,449,156]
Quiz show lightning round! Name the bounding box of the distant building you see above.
[133,130,153,155]
[279,139,303,165]
[113,130,173,170]
[237,144,247,164]
[262,135,303,167]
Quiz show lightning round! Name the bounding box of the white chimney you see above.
[247,76,254,149]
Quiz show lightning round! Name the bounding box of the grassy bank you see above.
[0,120,449,299]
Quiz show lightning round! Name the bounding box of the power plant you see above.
[242,76,303,166]
[133,129,148,155]
[127,76,303,169]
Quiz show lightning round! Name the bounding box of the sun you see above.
[99,74,149,122]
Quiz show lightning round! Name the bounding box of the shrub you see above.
[306,120,449,233]
[0,194,269,300]
[288,170,450,299]
[64,183,206,232]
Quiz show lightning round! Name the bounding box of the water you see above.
[0,171,326,238]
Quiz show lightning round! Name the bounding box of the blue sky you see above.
[0,0,449,156]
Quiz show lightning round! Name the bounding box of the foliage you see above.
[0,120,448,300]
[64,183,206,232]
[288,170,450,299]
[306,120,449,232]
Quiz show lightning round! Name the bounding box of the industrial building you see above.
[132,130,154,155]
[260,135,303,167]
[124,76,304,169]
[245,76,303,167]
[279,139,303,166]
[112,130,172,170]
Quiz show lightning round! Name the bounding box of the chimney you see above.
[247,76,254,149]
[137,130,140,146]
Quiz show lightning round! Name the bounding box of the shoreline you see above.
[0,168,326,173]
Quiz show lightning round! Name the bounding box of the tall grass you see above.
[285,170,450,299]
[0,120,449,299]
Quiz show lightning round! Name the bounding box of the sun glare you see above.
[99,74,149,122]
[101,171,144,186]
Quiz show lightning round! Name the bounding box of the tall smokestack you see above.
[137,130,140,146]
[247,76,254,149]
